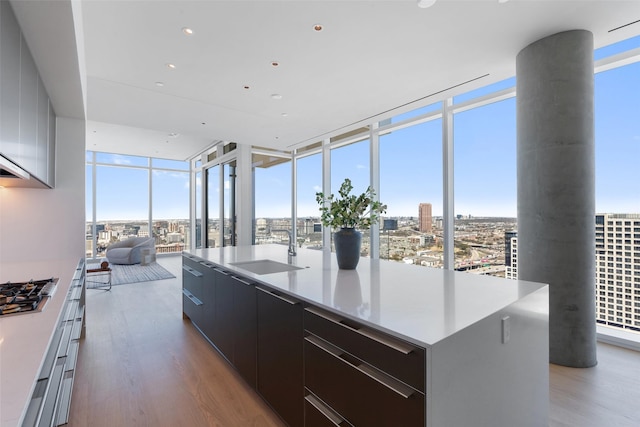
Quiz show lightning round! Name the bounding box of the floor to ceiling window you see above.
[207,165,221,248]
[151,158,189,253]
[594,55,640,333]
[453,95,516,275]
[379,118,442,263]
[330,133,371,255]
[86,152,189,259]
[296,149,323,250]
[253,151,292,246]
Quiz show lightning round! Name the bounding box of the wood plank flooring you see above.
[68,255,640,427]
[68,255,285,427]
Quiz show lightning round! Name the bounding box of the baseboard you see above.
[597,325,640,352]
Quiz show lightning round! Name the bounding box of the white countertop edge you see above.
[185,245,548,348]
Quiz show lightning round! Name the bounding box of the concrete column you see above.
[516,30,597,367]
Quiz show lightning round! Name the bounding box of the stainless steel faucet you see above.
[271,229,297,257]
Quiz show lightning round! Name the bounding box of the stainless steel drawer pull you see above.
[182,289,203,306]
[305,394,345,426]
[305,335,414,400]
[232,276,253,286]
[182,265,203,277]
[356,363,414,399]
[214,268,229,275]
[256,287,298,305]
[305,307,414,355]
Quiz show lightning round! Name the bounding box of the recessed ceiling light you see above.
[155,81,164,87]
[168,132,179,138]
[281,113,288,117]
[417,0,437,8]
[313,24,323,32]
[243,85,250,89]
[182,27,193,36]
[271,61,279,67]
[271,94,282,100]
[167,63,176,69]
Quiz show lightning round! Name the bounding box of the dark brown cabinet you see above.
[181,255,428,427]
[231,275,257,387]
[304,307,425,427]
[257,286,304,427]
[182,256,204,327]
[213,268,234,360]
[198,262,217,340]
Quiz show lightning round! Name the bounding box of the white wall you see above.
[0,117,85,263]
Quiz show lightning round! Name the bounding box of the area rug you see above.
[87,262,175,286]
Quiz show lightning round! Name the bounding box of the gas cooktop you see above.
[0,278,58,316]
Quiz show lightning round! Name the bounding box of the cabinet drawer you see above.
[182,254,203,271]
[305,392,353,427]
[304,334,424,427]
[182,289,203,325]
[304,307,425,393]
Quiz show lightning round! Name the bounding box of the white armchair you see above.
[106,237,156,265]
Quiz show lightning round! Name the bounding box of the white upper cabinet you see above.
[0,1,55,188]
[19,33,38,175]
[0,0,22,166]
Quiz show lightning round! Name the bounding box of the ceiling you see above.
[10,0,640,161]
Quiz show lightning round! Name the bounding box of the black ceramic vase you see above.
[333,228,362,269]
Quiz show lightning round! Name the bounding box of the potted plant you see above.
[315,178,387,269]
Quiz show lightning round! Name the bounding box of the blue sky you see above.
[90,37,639,221]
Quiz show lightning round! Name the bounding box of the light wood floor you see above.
[69,255,640,427]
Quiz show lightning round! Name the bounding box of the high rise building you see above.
[506,214,640,333]
[595,214,640,332]
[418,203,432,233]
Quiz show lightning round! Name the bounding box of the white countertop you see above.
[187,245,548,348]
[0,258,79,427]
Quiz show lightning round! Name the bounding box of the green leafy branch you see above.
[315,178,387,230]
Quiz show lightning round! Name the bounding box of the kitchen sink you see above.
[229,259,304,275]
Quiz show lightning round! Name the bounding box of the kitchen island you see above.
[185,245,549,427]
[0,258,85,427]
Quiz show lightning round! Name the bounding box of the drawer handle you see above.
[232,276,253,286]
[199,261,216,269]
[214,268,230,275]
[182,289,203,306]
[256,287,298,305]
[305,307,414,355]
[182,265,203,277]
[305,335,414,399]
[305,394,345,426]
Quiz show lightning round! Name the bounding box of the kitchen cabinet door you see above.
[0,1,21,163]
[231,275,257,388]
[199,262,217,341]
[36,77,49,181]
[47,101,56,186]
[19,33,38,175]
[213,268,234,361]
[256,287,303,427]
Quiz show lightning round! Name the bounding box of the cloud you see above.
[313,185,322,192]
